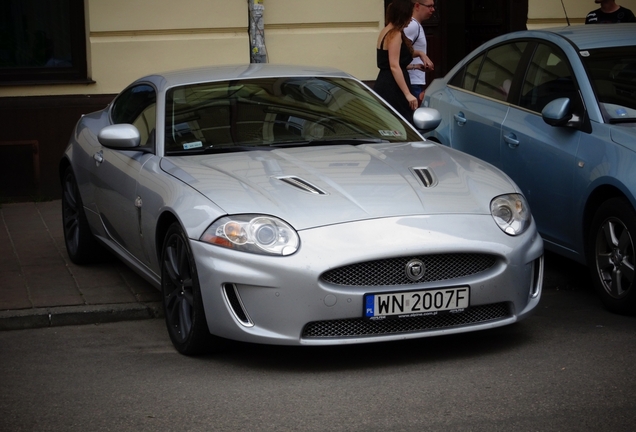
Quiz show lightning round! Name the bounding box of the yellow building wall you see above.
[263,0,382,81]
[88,0,249,93]
[2,0,634,97]
[529,0,636,28]
[0,0,383,97]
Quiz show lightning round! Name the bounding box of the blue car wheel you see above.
[590,198,636,315]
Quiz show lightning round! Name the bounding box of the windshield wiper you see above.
[271,138,389,148]
[609,117,636,124]
[166,138,391,155]
[203,145,273,154]
[166,145,272,156]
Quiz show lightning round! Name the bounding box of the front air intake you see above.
[302,303,511,338]
[321,253,497,287]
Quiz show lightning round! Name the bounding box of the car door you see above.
[90,84,157,261]
[440,42,527,167]
[501,43,583,251]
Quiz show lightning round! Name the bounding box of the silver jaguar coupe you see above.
[60,64,543,355]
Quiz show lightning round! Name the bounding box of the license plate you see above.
[364,286,469,319]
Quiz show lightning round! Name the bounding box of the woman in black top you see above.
[374,0,432,122]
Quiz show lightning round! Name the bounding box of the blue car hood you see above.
[160,142,517,230]
[611,124,636,151]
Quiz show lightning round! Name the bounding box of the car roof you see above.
[134,64,353,90]
[510,23,636,50]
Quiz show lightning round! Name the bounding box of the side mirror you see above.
[98,124,141,149]
[413,107,442,132]
[542,98,573,127]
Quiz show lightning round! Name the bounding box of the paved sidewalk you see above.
[0,200,162,330]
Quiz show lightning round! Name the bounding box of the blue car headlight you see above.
[200,215,299,256]
[490,194,531,236]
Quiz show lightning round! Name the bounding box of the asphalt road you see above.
[1,252,635,432]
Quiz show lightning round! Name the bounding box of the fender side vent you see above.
[222,283,253,327]
[276,176,327,195]
[530,255,544,299]
[410,167,438,188]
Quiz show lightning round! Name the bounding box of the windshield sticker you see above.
[379,130,403,137]
[616,108,628,117]
[183,141,203,150]
[580,51,590,57]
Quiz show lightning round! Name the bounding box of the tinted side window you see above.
[449,54,484,91]
[519,44,576,113]
[582,46,636,121]
[448,67,464,87]
[474,42,527,102]
[111,84,157,146]
[463,55,483,92]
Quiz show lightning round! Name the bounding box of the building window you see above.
[0,0,88,85]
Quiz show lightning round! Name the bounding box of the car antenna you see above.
[560,0,571,25]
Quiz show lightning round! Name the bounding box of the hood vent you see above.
[276,176,328,195]
[410,167,438,188]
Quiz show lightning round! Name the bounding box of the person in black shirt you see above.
[374,0,430,121]
[586,0,636,23]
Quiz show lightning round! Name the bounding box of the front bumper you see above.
[191,214,543,346]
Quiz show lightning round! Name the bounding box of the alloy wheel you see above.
[62,172,81,256]
[595,216,635,299]
[162,232,195,343]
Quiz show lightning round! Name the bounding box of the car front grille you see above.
[302,303,511,339]
[320,253,497,286]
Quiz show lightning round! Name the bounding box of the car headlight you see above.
[490,194,531,236]
[200,215,299,256]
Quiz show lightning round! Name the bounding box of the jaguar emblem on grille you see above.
[405,259,426,282]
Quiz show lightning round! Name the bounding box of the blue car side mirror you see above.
[542,98,572,127]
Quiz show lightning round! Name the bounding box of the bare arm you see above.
[413,50,434,70]
[387,32,418,110]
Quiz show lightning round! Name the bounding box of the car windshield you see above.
[164,77,422,155]
[582,46,636,123]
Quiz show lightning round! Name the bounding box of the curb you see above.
[0,302,164,331]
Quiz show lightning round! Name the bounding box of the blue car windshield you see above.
[583,46,636,123]
[164,77,421,155]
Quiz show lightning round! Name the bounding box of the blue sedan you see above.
[424,24,636,314]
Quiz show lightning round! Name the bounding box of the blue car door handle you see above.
[454,112,467,126]
[503,133,520,148]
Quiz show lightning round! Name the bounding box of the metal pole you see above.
[248,0,267,63]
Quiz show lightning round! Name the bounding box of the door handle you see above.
[503,133,520,148]
[93,151,103,165]
[454,112,467,126]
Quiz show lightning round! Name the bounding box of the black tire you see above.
[61,166,106,264]
[161,222,224,355]
[588,198,636,315]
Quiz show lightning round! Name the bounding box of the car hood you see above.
[160,142,516,230]
[611,124,636,151]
